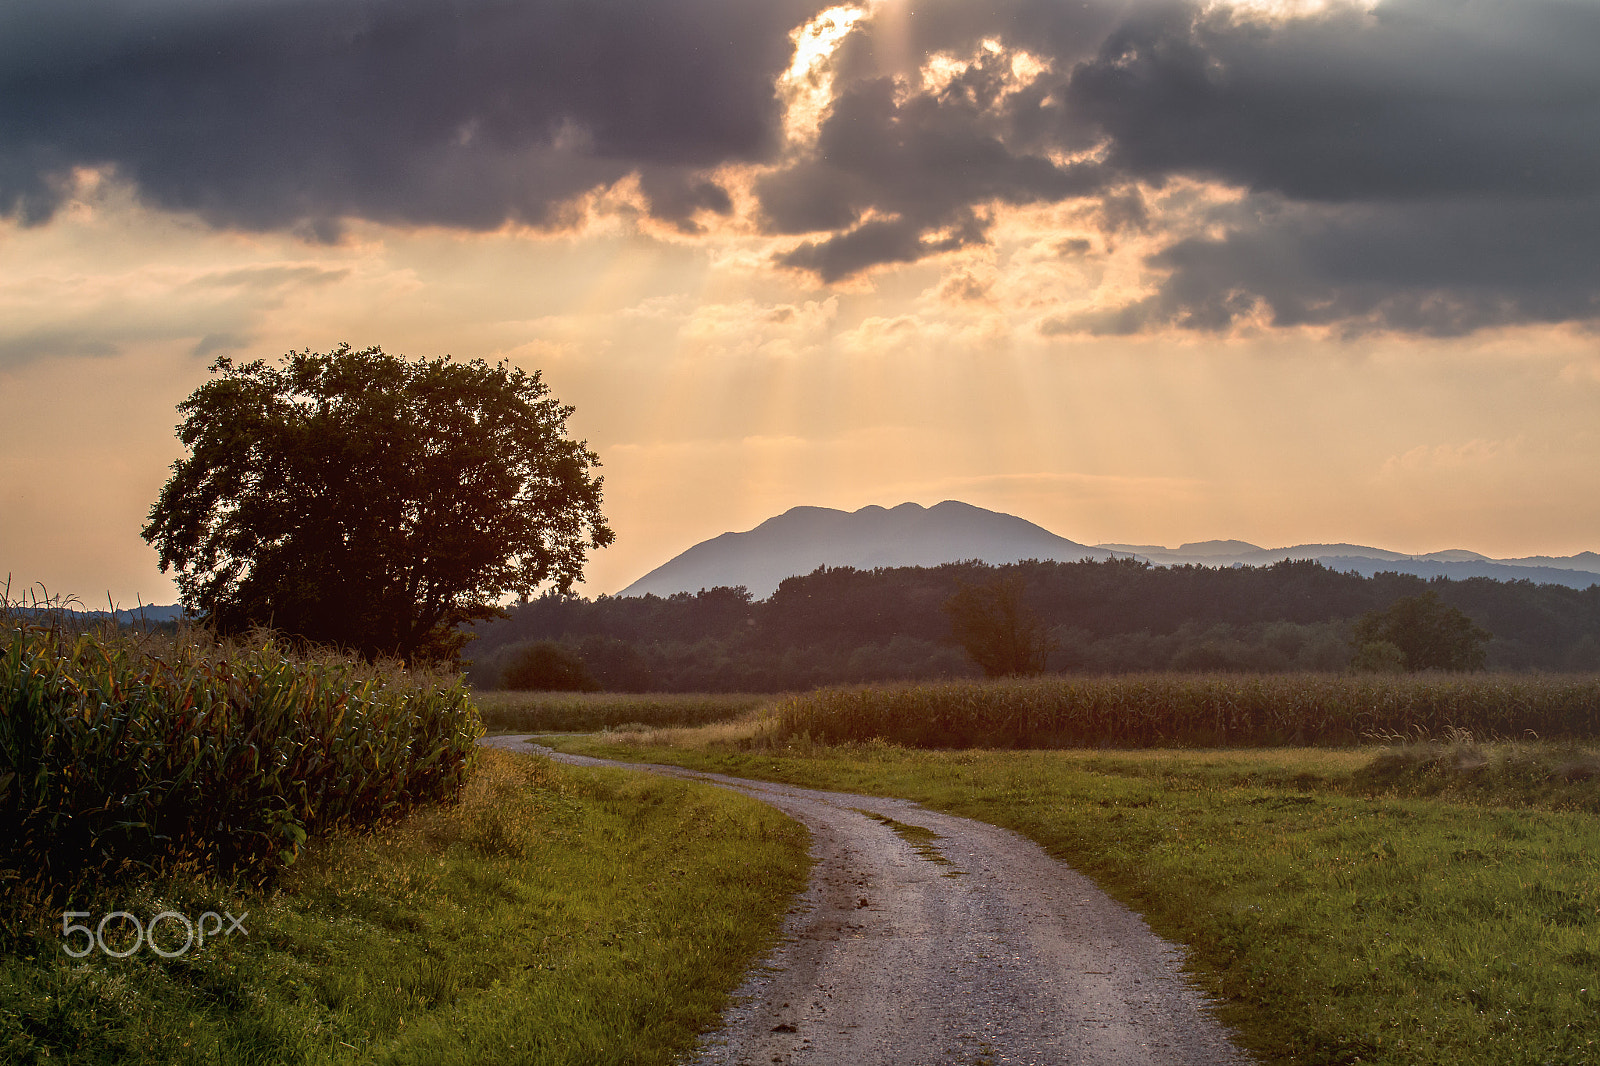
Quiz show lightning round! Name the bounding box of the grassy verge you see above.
[547,729,1600,1066]
[473,691,773,734]
[1,747,809,1065]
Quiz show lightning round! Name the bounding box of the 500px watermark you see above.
[61,910,248,958]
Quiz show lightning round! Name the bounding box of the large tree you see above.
[143,345,612,660]
[943,575,1053,678]
[1351,590,1490,672]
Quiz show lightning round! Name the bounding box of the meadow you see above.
[548,677,1600,1066]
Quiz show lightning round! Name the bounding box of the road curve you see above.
[480,734,1251,1066]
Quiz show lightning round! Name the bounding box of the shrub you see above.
[1351,640,1407,673]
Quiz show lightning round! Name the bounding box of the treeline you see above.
[464,559,1600,691]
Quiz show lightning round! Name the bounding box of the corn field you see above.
[0,621,483,886]
[473,690,771,733]
[772,673,1600,750]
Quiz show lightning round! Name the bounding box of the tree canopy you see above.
[461,559,1594,691]
[942,575,1053,677]
[142,345,612,660]
[1351,591,1490,672]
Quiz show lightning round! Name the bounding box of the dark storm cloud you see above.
[766,71,1108,281]
[1040,0,1600,334]
[753,0,1145,281]
[3,0,1598,335]
[1048,195,1600,337]
[636,172,734,233]
[0,0,823,232]
[1067,0,1600,202]
[759,0,1600,332]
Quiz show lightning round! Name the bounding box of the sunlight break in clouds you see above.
[1204,0,1379,16]
[778,5,868,146]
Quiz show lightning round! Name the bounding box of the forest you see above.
[464,558,1600,692]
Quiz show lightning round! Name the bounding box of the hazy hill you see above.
[1498,551,1600,572]
[619,501,1600,599]
[620,501,1115,599]
[1098,540,1600,589]
[9,603,186,624]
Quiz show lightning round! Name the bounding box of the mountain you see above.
[1089,541,1600,589]
[10,603,187,624]
[1497,551,1600,572]
[619,501,1115,599]
[619,501,1600,600]
[1307,557,1600,588]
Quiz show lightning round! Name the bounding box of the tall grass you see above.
[770,673,1600,749]
[1,618,482,889]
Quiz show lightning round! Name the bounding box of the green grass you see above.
[0,747,810,1065]
[548,730,1600,1065]
[473,690,773,734]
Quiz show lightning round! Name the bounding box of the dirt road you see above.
[480,735,1251,1066]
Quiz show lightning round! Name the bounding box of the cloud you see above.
[0,0,823,233]
[1066,0,1600,203]
[1056,194,1600,336]
[2,0,1598,336]
[0,329,120,365]
[678,297,839,358]
[0,214,363,369]
[764,31,1111,281]
[1380,437,1521,478]
[766,0,1600,329]
[1042,0,1600,334]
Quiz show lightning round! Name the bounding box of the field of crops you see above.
[770,673,1600,749]
[0,619,482,888]
[474,689,772,733]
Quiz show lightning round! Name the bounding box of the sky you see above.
[1,0,1598,607]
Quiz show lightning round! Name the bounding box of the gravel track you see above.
[480,735,1251,1066]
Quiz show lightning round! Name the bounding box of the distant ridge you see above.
[619,501,1114,599]
[1095,540,1600,587]
[619,501,1600,600]
[9,603,186,624]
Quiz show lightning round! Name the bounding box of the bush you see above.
[1351,640,1407,673]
